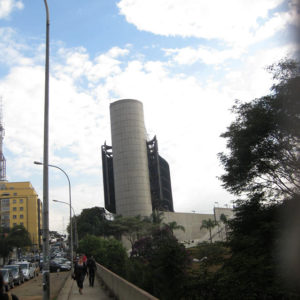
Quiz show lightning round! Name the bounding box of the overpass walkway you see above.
[58,274,113,300]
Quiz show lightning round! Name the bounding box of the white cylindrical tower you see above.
[110,99,152,217]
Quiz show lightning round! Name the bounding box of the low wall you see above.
[96,263,158,300]
[163,211,214,242]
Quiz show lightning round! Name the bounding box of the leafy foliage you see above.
[71,207,107,240]
[183,59,300,299]
[77,234,128,276]
[107,215,150,250]
[166,221,185,234]
[218,59,300,197]
[0,225,32,264]
[194,242,228,266]
[7,225,32,248]
[201,219,218,243]
[0,231,10,264]
[212,194,298,299]
[130,226,191,300]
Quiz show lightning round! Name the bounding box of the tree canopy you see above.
[201,219,217,243]
[218,59,300,198]
[0,225,32,264]
[7,225,32,248]
[71,206,107,240]
[77,234,127,277]
[213,193,296,299]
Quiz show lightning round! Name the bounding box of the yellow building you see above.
[0,181,42,248]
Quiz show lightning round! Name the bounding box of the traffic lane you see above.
[12,271,71,300]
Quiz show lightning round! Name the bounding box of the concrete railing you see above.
[96,263,159,300]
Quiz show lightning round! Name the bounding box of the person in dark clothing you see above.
[0,273,19,300]
[86,256,97,287]
[74,255,87,294]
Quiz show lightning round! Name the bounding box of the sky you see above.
[0,0,299,233]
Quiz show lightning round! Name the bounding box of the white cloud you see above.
[117,0,287,45]
[0,0,23,19]
[0,28,33,66]
[222,43,298,102]
[55,46,129,84]
[164,45,246,65]
[0,11,297,226]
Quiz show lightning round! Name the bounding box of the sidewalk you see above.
[57,273,113,300]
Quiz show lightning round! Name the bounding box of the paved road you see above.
[11,271,70,300]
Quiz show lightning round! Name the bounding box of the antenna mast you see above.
[0,97,6,181]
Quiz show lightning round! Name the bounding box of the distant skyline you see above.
[0,0,299,233]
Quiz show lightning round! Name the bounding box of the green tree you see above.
[108,215,149,251]
[78,234,128,277]
[194,241,228,266]
[207,59,300,300]
[213,194,297,299]
[76,234,102,258]
[218,59,300,198]
[0,230,10,264]
[71,207,107,240]
[7,225,32,249]
[201,219,218,243]
[149,209,165,225]
[165,221,185,235]
[131,226,191,300]
[220,213,229,239]
[0,225,32,264]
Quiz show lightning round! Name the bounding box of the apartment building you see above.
[0,181,42,247]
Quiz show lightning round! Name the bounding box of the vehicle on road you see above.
[49,260,71,272]
[3,264,25,285]
[16,261,35,280]
[53,257,71,267]
[0,268,14,291]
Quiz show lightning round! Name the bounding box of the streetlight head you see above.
[34,161,43,165]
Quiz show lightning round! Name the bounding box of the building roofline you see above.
[110,99,142,107]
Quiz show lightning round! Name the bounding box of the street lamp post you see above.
[53,199,78,249]
[42,1,50,300]
[34,161,73,269]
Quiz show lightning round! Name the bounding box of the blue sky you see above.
[0,0,298,233]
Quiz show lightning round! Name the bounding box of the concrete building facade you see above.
[0,181,42,247]
[103,99,233,245]
[110,99,153,217]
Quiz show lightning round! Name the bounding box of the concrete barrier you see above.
[96,263,159,300]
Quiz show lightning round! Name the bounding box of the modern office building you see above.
[102,99,234,246]
[0,181,42,247]
[102,99,174,216]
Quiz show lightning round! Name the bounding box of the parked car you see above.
[53,257,71,267]
[0,269,14,291]
[16,261,35,280]
[49,260,71,272]
[3,265,24,285]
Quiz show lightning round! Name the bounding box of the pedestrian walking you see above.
[0,273,19,300]
[87,256,97,287]
[82,253,87,265]
[73,255,87,295]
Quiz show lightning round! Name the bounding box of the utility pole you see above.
[42,1,50,300]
